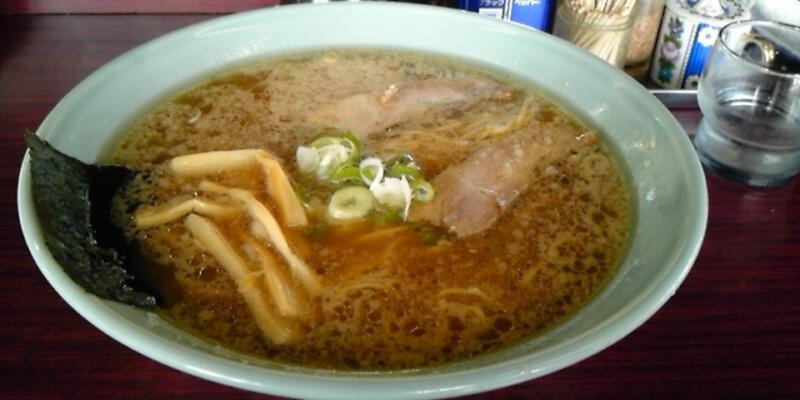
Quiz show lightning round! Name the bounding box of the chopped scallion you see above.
[330,164,361,183]
[343,131,362,162]
[386,163,421,180]
[295,146,320,174]
[328,186,374,221]
[418,225,443,245]
[410,179,434,202]
[359,157,384,187]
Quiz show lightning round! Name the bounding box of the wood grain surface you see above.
[1,13,799,400]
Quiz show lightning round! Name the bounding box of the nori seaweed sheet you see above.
[25,132,156,308]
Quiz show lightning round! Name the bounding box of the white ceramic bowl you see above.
[18,3,707,399]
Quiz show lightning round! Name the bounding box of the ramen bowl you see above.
[17,3,707,399]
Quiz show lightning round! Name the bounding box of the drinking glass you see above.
[694,20,800,187]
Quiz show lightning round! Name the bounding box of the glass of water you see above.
[694,20,800,187]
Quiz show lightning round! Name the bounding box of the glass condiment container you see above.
[553,2,635,68]
[624,0,666,79]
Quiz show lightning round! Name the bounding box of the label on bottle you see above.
[460,0,505,19]
[460,0,553,29]
[478,7,504,18]
[505,0,553,30]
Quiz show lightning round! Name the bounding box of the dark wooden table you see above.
[1,13,798,400]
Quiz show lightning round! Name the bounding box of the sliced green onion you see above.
[292,181,308,204]
[359,157,384,187]
[386,163,421,180]
[328,186,374,221]
[306,133,363,180]
[304,220,330,237]
[390,154,416,166]
[343,131,362,162]
[299,133,429,221]
[329,164,361,183]
[410,179,434,202]
[418,225,443,245]
[374,210,403,224]
[316,144,350,180]
[370,176,412,220]
[296,146,320,174]
[401,176,411,219]
[310,136,343,149]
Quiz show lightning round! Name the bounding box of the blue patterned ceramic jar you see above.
[650,0,750,89]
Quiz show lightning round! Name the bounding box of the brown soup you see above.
[108,50,631,370]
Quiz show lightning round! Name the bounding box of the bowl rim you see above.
[17,3,708,399]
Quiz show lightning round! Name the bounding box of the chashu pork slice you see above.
[410,127,598,237]
[306,78,513,139]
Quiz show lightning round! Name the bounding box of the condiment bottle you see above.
[649,0,751,89]
[624,0,666,79]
